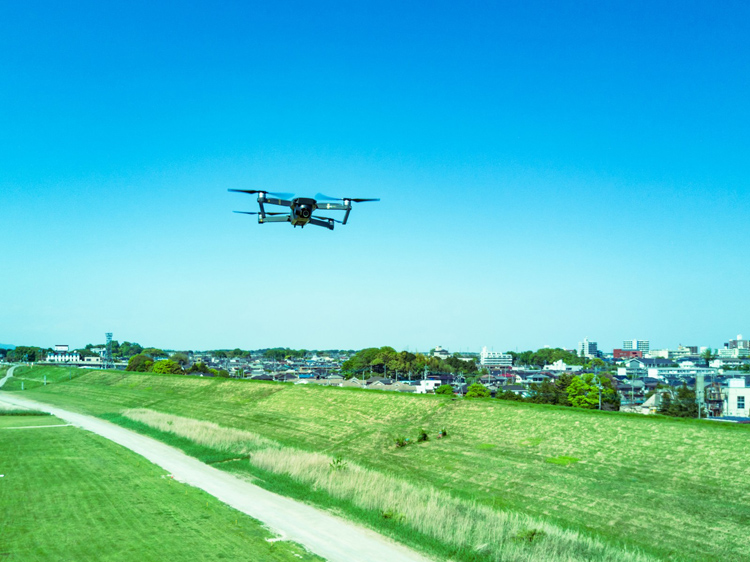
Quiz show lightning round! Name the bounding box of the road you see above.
[0,390,433,562]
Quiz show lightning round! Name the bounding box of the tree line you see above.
[342,347,479,378]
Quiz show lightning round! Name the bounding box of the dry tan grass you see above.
[124,408,656,562]
[250,447,656,562]
[122,408,278,454]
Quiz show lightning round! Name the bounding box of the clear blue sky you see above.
[2,1,748,352]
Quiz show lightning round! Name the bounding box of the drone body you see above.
[230,190,379,230]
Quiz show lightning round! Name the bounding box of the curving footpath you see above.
[0,390,433,562]
[0,364,17,388]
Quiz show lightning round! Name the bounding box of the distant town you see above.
[2,334,748,421]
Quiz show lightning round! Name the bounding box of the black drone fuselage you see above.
[290,198,316,227]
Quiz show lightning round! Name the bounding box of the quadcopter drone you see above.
[229,189,379,230]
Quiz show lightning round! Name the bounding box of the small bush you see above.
[329,456,348,471]
[416,428,428,442]
[381,509,403,521]
[514,528,547,543]
[394,436,408,448]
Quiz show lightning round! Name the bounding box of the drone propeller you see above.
[233,211,287,216]
[315,192,380,203]
[229,189,295,199]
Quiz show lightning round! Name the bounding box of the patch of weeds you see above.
[394,436,409,448]
[416,428,428,442]
[513,528,546,543]
[329,456,348,471]
[545,455,580,466]
[477,443,496,450]
[380,509,404,522]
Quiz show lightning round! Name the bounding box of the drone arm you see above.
[262,197,292,207]
[308,217,335,230]
[316,202,348,211]
[259,215,291,224]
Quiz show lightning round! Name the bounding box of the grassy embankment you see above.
[0,411,322,562]
[5,366,750,561]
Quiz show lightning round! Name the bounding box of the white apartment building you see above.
[480,346,513,367]
[723,379,749,417]
[623,339,650,353]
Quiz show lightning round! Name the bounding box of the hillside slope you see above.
[5,366,750,561]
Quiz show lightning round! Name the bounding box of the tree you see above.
[151,359,183,375]
[567,373,619,410]
[701,348,716,366]
[435,384,454,395]
[187,362,211,374]
[659,384,703,418]
[141,347,165,359]
[465,383,491,398]
[126,354,154,372]
[170,352,190,367]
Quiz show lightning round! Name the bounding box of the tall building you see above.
[578,338,598,359]
[728,335,750,350]
[623,339,650,353]
[480,346,513,367]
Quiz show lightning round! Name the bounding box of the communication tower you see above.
[104,332,114,370]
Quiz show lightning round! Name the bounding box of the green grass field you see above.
[5,367,750,561]
[2,364,86,391]
[0,411,322,562]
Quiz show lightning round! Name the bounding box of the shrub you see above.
[465,383,491,398]
[416,428,428,442]
[514,528,547,543]
[329,456,348,471]
[435,384,454,395]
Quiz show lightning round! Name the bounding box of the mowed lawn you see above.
[2,365,86,391]
[7,367,750,561]
[0,411,321,562]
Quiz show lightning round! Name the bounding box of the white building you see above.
[415,380,442,394]
[432,346,450,360]
[480,346,513,367]
[718,347,750,359]
[543,359,582,372]
[578,338,598,359]
[46,350,81,363]
[623,339,649,353]
[723,379,749,418]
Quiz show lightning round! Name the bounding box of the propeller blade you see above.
[229,189,265,194]
[315,193,379,203]
[314,192,340,201]
[229,189,295,199]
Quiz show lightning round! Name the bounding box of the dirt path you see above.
[0,364,17,388]
[0,392,434,562]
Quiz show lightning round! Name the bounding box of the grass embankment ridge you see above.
[6,366,750,561]
[122,408,653,562]
[0,412,322,562]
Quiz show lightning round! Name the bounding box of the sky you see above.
[1,1,748,353]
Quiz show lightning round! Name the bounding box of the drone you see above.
[229,190,379,230]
